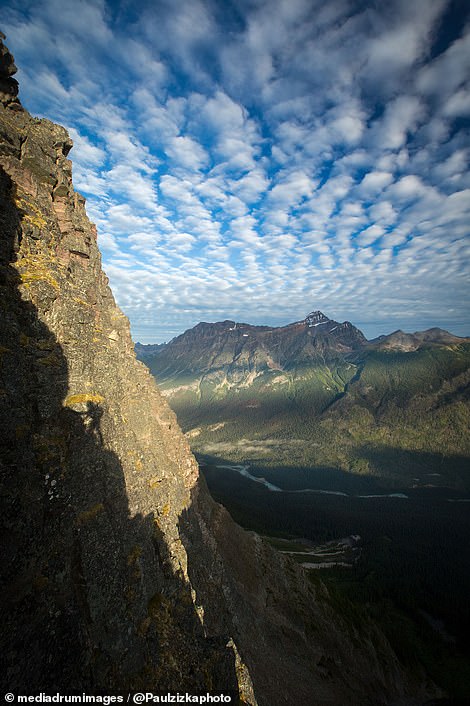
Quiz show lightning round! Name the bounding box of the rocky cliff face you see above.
[0,35,434,705]
[0,34,239,697]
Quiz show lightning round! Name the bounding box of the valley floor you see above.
[198,455,470,701]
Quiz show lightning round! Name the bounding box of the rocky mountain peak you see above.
[0,33,21,110]
[304,310,330,327]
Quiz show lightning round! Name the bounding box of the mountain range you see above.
[138,311,470,489]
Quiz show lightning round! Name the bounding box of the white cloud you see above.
[105,164,158,209]
[229,168,270,204]
[165,136,209,171]
[268,170,317,208]
[361,0,447,92]
[388,174,426,200]
[357,224,385,248]
[371,95,425,150]
[67,127,106,167]
[417,30,470,98]
[359,171,394,194]
[106,204,154,232]
[443,89,470,118]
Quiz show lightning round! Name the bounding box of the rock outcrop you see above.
[0,34,434,705]
[0,31,20,110]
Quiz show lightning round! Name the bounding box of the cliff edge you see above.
[0,34,436,705]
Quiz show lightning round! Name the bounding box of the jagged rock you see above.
[0,32,21,109]
[0,33,437,705]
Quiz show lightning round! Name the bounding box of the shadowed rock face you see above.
[0,34,437,705]
[0,35,240,698]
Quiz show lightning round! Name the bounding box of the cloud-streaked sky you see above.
[2,0,470,341]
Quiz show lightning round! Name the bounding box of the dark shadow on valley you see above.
[197,451,470,540]
[355,445,470,492]
[196,449,470,648]
[0,166,239,695]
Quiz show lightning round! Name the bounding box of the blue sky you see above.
[2,0,470,342]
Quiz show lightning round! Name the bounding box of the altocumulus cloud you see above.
[2,0,470,341]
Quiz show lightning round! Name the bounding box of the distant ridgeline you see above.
[134,341,166,361]
[0,33,438,706]
[136,311,470,489]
